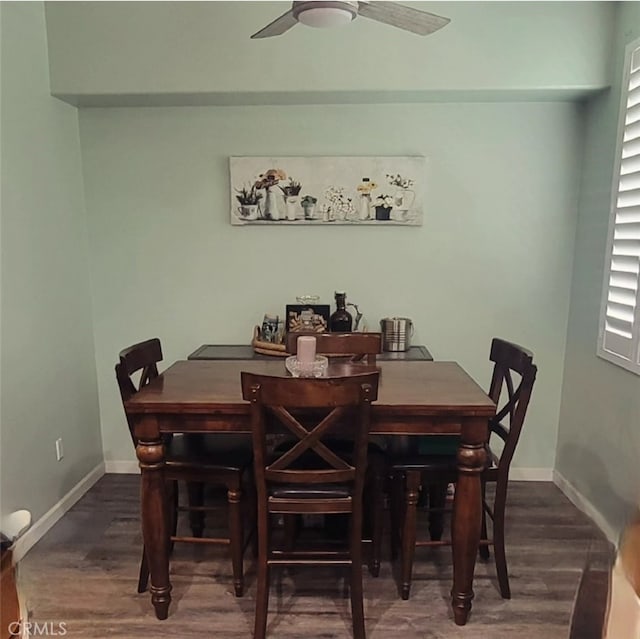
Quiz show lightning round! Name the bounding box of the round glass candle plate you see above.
[285,355,328,378]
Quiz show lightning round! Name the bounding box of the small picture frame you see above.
[285,304,330,333]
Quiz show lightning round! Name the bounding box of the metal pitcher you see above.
[380,317,413,352]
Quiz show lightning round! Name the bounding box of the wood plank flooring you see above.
[18,475,609,638]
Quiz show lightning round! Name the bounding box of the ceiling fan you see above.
[250,1,451,39]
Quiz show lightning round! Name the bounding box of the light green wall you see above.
[79,102,582,467]
[0,2,102,522]
[44,1,614,104]
[556,2,640,542]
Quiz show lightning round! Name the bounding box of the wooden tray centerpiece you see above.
[251,326,288,357]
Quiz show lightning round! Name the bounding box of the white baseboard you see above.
[104,460,139,474]
[510,467,553,481]
[553,469,617,545]
[12,462,105,562]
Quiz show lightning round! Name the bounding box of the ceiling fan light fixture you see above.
[297,7,354,28]
[291,2,357,29]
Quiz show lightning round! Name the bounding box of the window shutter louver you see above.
[599,42,640,374]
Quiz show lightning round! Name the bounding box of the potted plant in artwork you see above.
[356,178,377,221]
[280,179,302,221]
[235,184,263,220]
[374,194,394,221]
[325,186,355,221]
[300,195,317,219]
[255,169,287,220]
[386,173,415,211]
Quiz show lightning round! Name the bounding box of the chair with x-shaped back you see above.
[116,338,253,597]
[389,337,537,600]
[242,371,379,639]
[285,331,385,576]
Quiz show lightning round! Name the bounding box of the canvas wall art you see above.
[229,156,425,226]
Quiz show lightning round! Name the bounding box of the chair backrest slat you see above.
[286,332,382,364]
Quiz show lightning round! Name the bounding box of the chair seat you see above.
[166,434,252,472]
[391,455,458,473]
[270,484,352,500]
[418,435,460,456]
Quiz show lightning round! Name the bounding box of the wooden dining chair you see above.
[116,338,253,597]
[286,331,382,364]
[285,331,385,576]
[241,371,379,639]
[389,338,537,600]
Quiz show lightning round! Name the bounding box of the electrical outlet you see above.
[55,438,64,461]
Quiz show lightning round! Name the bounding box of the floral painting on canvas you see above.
[229,156,425,226]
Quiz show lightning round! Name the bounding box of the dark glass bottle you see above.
[329,291,353,332]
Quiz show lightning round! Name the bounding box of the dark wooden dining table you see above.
[125,358,495,625]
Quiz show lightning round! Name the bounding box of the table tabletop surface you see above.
[125,359,495,417]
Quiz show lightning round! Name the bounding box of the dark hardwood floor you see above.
[19,475,608,638]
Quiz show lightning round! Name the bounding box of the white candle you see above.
[297,335,316,364]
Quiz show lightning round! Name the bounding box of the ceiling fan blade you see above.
[251,9,298,39]
[357,1,450,36]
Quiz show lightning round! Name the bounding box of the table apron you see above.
[157,414,250,433]
[147,414,482,437]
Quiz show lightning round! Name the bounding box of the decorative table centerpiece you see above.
[285,336,328,377]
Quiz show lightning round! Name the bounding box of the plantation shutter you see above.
[599,42,640,374]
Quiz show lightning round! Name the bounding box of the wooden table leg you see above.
[451,417,487,625]
[136,420,171,620]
